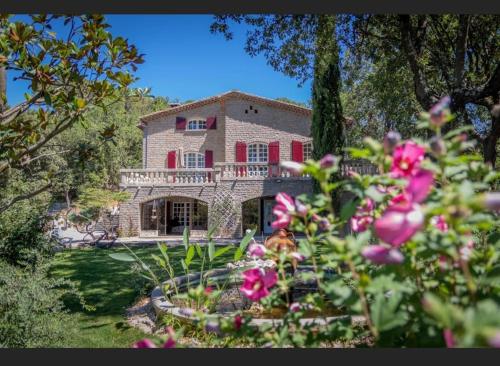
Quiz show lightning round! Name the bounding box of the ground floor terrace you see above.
[118,160,376,239]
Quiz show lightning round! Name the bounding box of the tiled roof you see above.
[139,90,312,125]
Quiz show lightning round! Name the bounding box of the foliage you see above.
[0,192,53,268]
[131,100,499,348]
[0,14,144,212]
[0,259,85,348]
[311,15,344,161]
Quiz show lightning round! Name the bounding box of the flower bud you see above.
[484,192,500,212]
[429,96,451,127]
[319,154,337,169]
[383,131,401,154]
[280,161,304,174]
[294,198,308,217]
[429,136,446,156]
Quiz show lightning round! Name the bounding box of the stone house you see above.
[118,90,319,238]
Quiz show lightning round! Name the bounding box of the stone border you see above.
[151,266,365,328]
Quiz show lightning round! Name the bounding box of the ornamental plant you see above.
[134,98,500,348]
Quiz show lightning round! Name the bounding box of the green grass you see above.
[49,245,234,348]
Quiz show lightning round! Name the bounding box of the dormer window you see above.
[187,119,207,130]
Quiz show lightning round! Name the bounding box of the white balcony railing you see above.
[119,160,376,187]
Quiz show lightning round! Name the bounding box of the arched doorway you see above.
[141,197,208,236]
[242,195,276,236]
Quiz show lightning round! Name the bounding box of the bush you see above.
[0,260,82,348]
[0,201,53,268]
[132,98,500,348]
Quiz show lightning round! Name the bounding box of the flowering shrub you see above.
[134,98,500,348]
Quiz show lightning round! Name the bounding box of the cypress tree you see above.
[311,15,344,162]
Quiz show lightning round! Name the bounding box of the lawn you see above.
[49,244,234,348]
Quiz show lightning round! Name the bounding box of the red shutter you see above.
[175,117,186,130]
[235,142,247,177]
[291,140,304,162]
[268,141,280,164]
[235,142,247,162]
[205,150,214,182]
[206,116,217,129]
[205,150,214,168]
[167,150,176,169]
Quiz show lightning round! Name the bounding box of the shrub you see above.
[0,260,83,348]
[133,98,500,348]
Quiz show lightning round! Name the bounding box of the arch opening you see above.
[242,195,276,236]
[140,196,208,236]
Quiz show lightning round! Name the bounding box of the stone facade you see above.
[119,91,314,238]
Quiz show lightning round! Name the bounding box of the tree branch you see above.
[398,15,435,110]
[454,15,471,90]
[0,181,52,214]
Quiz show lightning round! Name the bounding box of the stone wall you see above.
[118,178,314,238]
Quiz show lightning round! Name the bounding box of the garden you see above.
[0,14,499,348]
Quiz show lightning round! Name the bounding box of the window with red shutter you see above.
[235,142,247,162]
[291,140,304,162]
[206,116,217,129]
[167,150,176,169]
[268,141,280,164]
[175,117,187,130]
[235,142,247,177]
[205,150,214,168]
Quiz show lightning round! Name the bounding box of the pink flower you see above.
[319,154,337,169]
[163,326,176,348]
[390,141,426,178]
[361,245,404,265]
[351,215,374,233]
[350,199,375,233]
[488,332,500,348]
[374,203,424,246]
[247,243,267,258]
[438,255,449,272]
[234,315,243,331]
[133,327,176,348]
[132,339,157,348]
[429,96,451,127]
[271,204,292,229]
[204,286,213,295]
[459,239,474,262]
[281,161,304,174]
[431,215,448,233]
[289,302,302,312]
[405,169,434,203]
[443,328,455,348]
[275,192,295,213]
[240,268,278,302]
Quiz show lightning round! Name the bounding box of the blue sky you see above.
[7,15,312,106]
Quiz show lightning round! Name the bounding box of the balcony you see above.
[119,160,376,187]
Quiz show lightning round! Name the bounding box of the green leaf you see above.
[195,243,203,258]
[108,253,135,262]
[365,186,384,202]
[208,240,215,262]
[234,247,243,262]
[239,228,256,253]
[185,245,195,266]
[182,226,190,251]
[213,245,232,259]
[340,198,359,221]
[371,292,408,332]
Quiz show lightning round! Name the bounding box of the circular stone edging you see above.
[151,266,365,328]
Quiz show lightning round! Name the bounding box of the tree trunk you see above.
[0,66,6,113]
[483,105,500,167]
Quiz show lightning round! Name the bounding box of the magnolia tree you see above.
[134,98,500,348]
